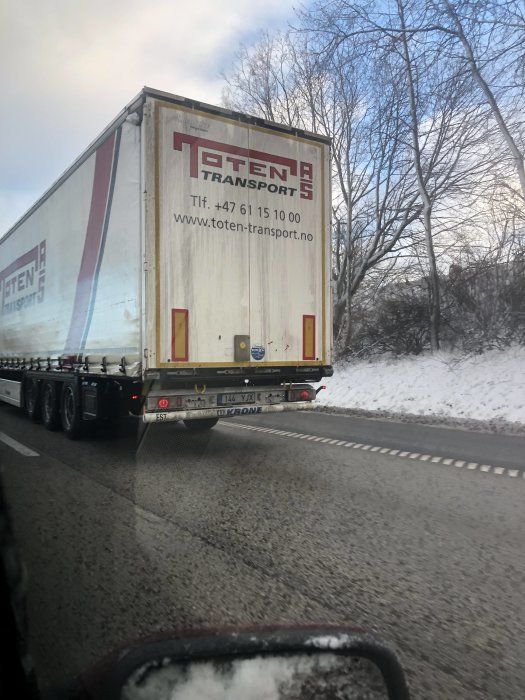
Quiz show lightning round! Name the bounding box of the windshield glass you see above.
[1,2,524,700]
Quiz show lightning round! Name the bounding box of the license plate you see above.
[218,392,256,406]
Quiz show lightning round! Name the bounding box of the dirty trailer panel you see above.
[149,98,330,370]
[0,121,142,376]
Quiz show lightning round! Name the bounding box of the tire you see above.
[60,381,84,440]
[183,418,219,432]
[41,380,61,431]
[24,377,41,422]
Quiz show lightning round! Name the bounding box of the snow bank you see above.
[317,346,525,426]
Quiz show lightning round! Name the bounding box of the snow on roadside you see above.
[316,346,525,426]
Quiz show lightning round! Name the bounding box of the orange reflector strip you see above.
[172,309,189,361]
[303,315,316,360]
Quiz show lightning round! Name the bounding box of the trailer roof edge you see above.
[142,86,331,145]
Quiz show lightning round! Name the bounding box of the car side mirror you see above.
[85,626,409,700]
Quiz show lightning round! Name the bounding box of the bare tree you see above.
[311,0,525,200]
[435,0,525,201]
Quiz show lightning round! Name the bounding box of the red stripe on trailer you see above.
[63,133,116,355]
[173,133,300,178]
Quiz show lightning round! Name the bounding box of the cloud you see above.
[0,0,296,232]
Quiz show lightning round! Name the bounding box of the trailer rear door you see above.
[148,98,330,369]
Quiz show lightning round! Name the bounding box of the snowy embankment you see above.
[316,346,525,432]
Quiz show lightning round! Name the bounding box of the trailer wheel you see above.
[41,381,61,431]
[61,382,83,440]
[24,378,41,422]
[183,418,219,431]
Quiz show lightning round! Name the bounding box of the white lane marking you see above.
[221,423,522,481]
[0,432,39,457]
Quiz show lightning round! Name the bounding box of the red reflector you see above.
[299,389,311,401]
[157,398,169,409]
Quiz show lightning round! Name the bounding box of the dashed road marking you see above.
[0,432,39,457]
[221,423,522,481]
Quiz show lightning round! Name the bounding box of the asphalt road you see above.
[0,403,524,699]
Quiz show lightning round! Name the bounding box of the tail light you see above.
[152,396,184,410]
[287,386,316,402]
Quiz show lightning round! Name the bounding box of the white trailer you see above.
[0,87,332,438]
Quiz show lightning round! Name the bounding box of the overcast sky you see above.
[0,0,297,234]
